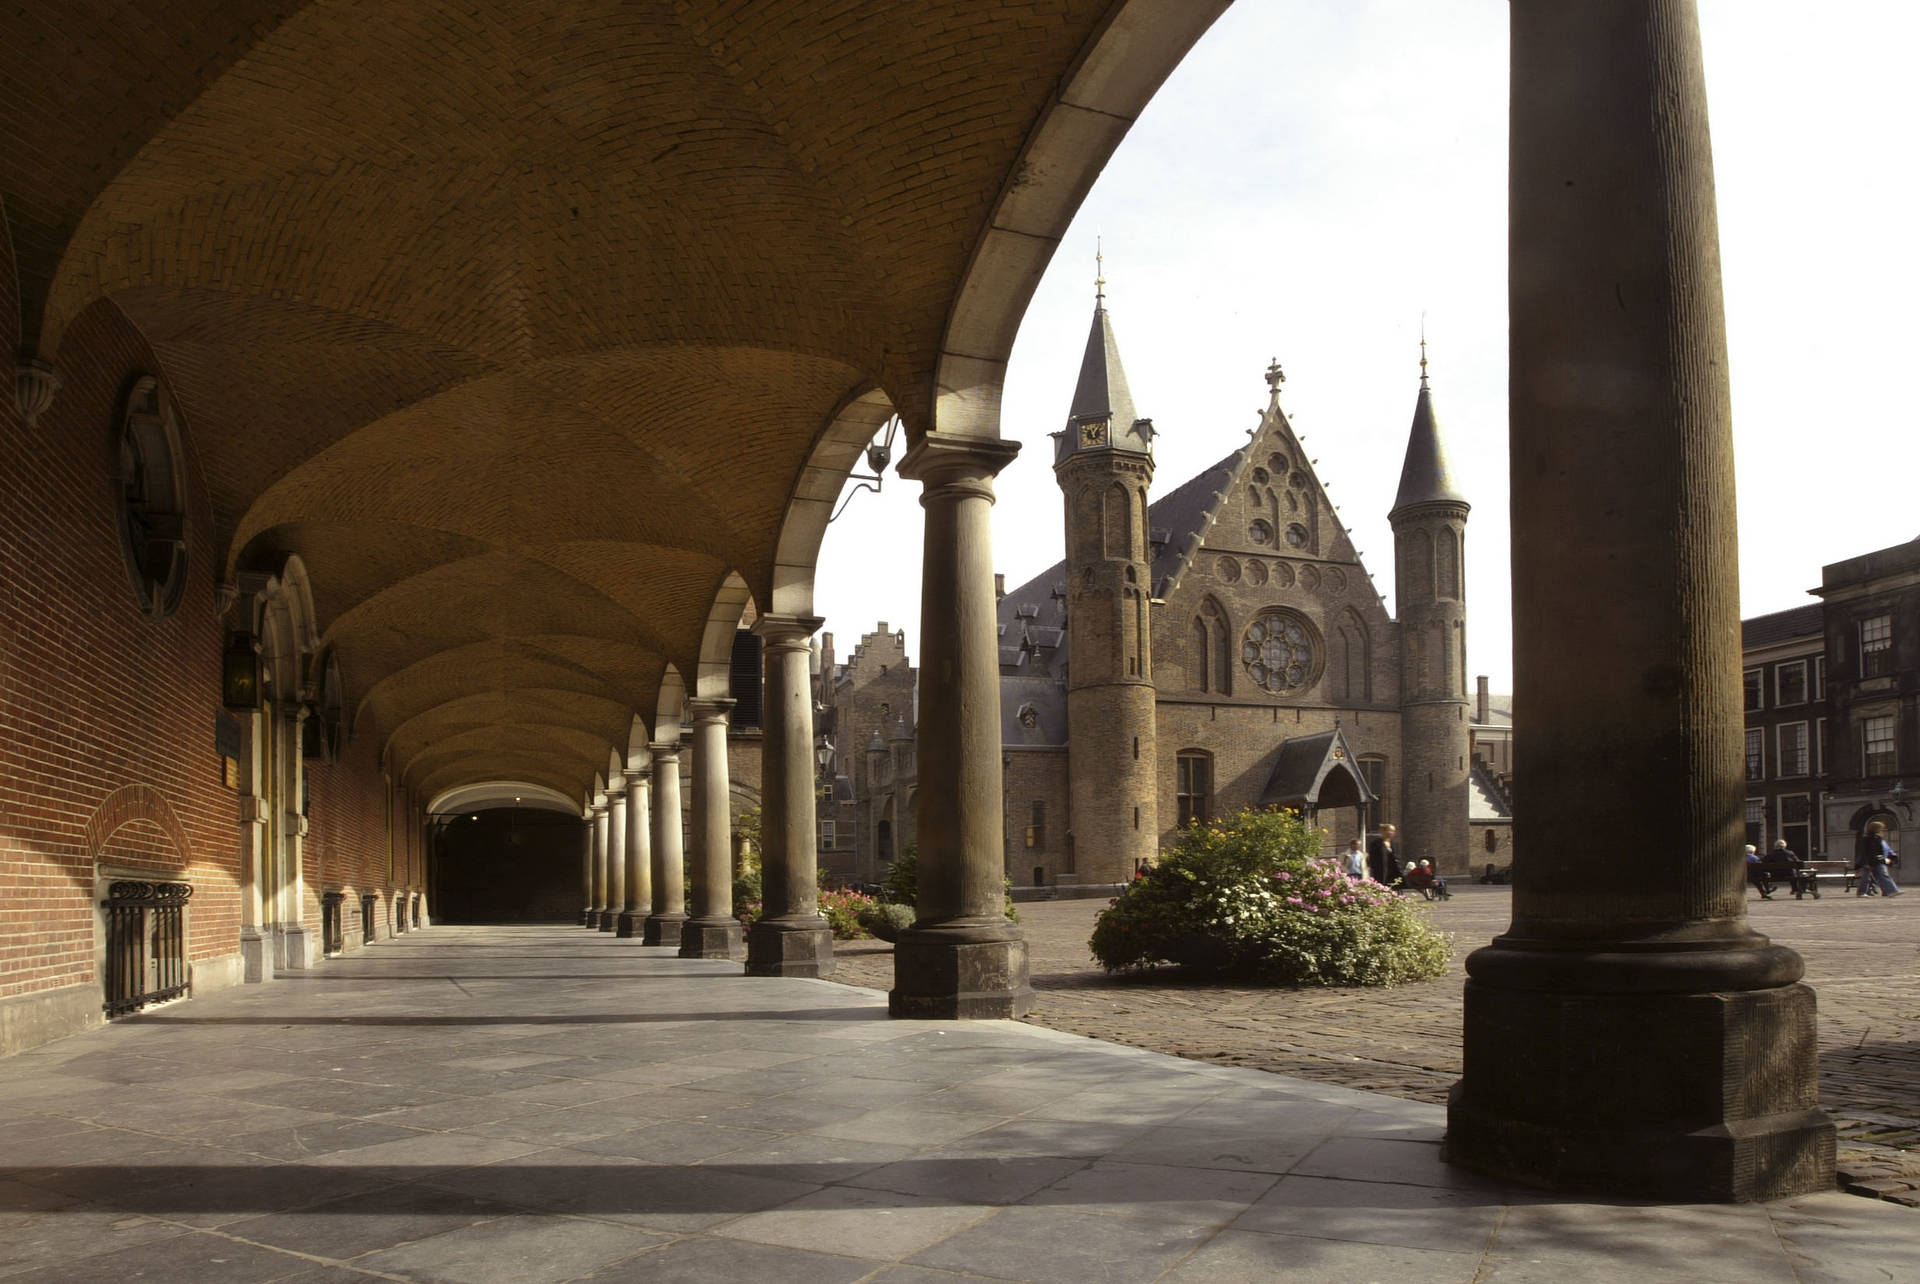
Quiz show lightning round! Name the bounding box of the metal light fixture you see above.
[222,632,261,710]
[829,415,903,523]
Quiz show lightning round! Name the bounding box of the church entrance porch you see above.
[0,923,1898,1281]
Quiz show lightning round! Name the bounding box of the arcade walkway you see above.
[0,927,1911,1283]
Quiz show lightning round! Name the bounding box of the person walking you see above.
[1857,821,1902,898]
[1367,824,1403,887]
[1344,839,1367,881]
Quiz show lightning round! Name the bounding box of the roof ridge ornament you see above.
[1419,313,1430,390]
[1265,358,1284,393]
[1095,234,1105,306]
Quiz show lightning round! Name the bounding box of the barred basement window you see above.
[113,376,188,617]
[102,880,191,1017]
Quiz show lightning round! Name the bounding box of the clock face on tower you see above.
[1079,420,1109,447]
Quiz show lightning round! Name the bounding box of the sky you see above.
[813,1,1920,695]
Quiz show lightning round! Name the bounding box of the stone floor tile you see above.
[567,1119,779,1164]
[1158,1228,1482,1283]
[351,1212,670,1282]
[0,1206,193,1274]
[1290,1134,1506,1189]
[219,1184,516,1260]
[809,1104,1007,1147]
[1104,1122,1328,1174]
[304,1131,546,1179]
[1229,1173,1504,1252]
[0,1227,320,1283]
[1021,1160,1281,1225]
[223,1118,432,1162]
[425,1155,820,1232]
[840,1154,1088,1206]
[713,1184,996,1260]
[906,1205,1214,1283]
[577,1234,876,1284]
[697,1133,920,1185]
[1482,1201,1797,1284]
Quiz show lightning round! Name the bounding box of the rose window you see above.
[1241,608,1322,694]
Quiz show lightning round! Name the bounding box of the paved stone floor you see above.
[3,925,1916,1282]
[830,886,1920,1201]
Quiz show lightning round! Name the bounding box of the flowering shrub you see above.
[736,887,876,940]
[1089,809,1450,987]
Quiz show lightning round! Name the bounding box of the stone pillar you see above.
[747,614,836,977]
[891,434,1031,1018]
[275,703,315,970]
[643,742,688,945]
[600,787,626,931]
[679,698,742,959]
[579,812,595,926]
[1446,0,1832,1201]
[617,767,652,938]
[588,799,610,929]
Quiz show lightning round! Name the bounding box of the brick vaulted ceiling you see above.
[3,0,1227,801]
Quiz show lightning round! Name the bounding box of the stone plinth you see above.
[678,918,742,960]
[642,912,686,947]
[746,919,837,978]
[889,922,1033,1020]
[614,911,645,939]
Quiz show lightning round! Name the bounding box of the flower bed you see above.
[1089,809,1451,987]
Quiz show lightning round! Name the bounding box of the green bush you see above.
[882,845,1020,922]
[857,902,916,943]
[817,888,876,940]
[1089,809,1450,987]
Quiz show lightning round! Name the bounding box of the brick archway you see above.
[82,784,192,868]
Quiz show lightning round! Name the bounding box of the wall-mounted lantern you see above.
[222,632,261,710]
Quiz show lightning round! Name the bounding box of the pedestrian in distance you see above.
[1367,823,1403,888]
[1857,821,1902,898]
[1344,839,1367,881]
[1763,838,1816,900]
[1744,844,1774,899]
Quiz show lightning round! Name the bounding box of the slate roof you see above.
[1054,296,1156,462]
[1740,603,1823,650]
[1390,380,1467,515]
[1259,727,1373,807]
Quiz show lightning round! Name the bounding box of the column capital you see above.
[621,765,650,786]
[753,613,824,648]
[14,356,60,425]
[685,696,735,725]
[898,434,1021,497]
[587,798,608,816]
[648,740,682,762]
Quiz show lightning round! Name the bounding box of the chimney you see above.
[994,572,1006,600]
[1476,675,1490,724]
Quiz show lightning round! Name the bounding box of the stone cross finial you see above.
[1265,358,1285,392]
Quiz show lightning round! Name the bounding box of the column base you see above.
[272,924,315,972]
[1446,959,1835,1201]
[581,909,600,927]
[746,918,837,978]
[889,921,1032,1019]
[240,930,273,984]
[678,917,742,959]
[615,911,647,938]
[643,912,687,947]
[597,911,619,932]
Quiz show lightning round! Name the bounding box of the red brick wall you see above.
[1,247,405,1014]
[304,730,396,932]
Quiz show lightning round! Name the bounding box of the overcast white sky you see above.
[814,1,1920,694]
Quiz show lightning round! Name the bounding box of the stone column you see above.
[588,799,609,929]
[276,703,314,970]
[747,614,836,977]
[600,786,627,931]
[890,434,1031,1018]
[1446,0,1832,1201]
[578,812,595,926]
[617,767,652,938]
[679,698,742,959]
[643,741,688,945]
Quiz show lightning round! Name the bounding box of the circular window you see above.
[115,376,188,617]
[1241,608,1323,695]
[1284,523,1308,549]
[1268,452,1289,473]
[1248,519,1274,547]
[1327,567,1347,592]
[1217,555,1241,583]
[1252,467,1270,485]
[1273,561,1296,588]
[1246,560,1268,586]
[1300,565,1322,591]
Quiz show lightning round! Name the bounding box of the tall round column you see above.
[599,787,626,931]
[890,434,1031,1018]
[616,767,652,938]
[642,741,688,945]
[747,614,836,977]
[679,697,742,959]
[1446,0,1831,1200]
[578,808,594,926]
[588,798,610,929]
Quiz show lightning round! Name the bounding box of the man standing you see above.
[1367,823,1403,887]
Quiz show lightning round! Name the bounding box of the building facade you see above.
[1739,604,1827,857]
[1815,536,1920,862]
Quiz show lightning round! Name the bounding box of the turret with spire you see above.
[1054,249,1159,884]
[1390,337,1471,871]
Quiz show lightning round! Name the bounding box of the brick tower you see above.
[1390,346,1471,873]
[1054,270,1158,884]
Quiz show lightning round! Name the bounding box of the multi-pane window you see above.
[1816,718,1827,774]
[1777,722,1809,777]
[1358,756,1388,821]
[819,819,835,851]
[1814,655,1827,697]
[1744,798,1765,849]
[1176,752,1212,828]
[1776,661,1807,707]
[1779,794,1812,857]
[1745,729,1764,781]
[1861,615,1893,677]
[1743,669,1764,712]
[1026,801,1046,850]
[1864,714,1897,776]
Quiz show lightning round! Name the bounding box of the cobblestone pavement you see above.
[829,885,1920,1201]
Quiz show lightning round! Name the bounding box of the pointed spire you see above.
[1391,342,1467,517]
[1057,246,1152,464]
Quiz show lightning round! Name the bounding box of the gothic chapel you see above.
[994,287,1479,886]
